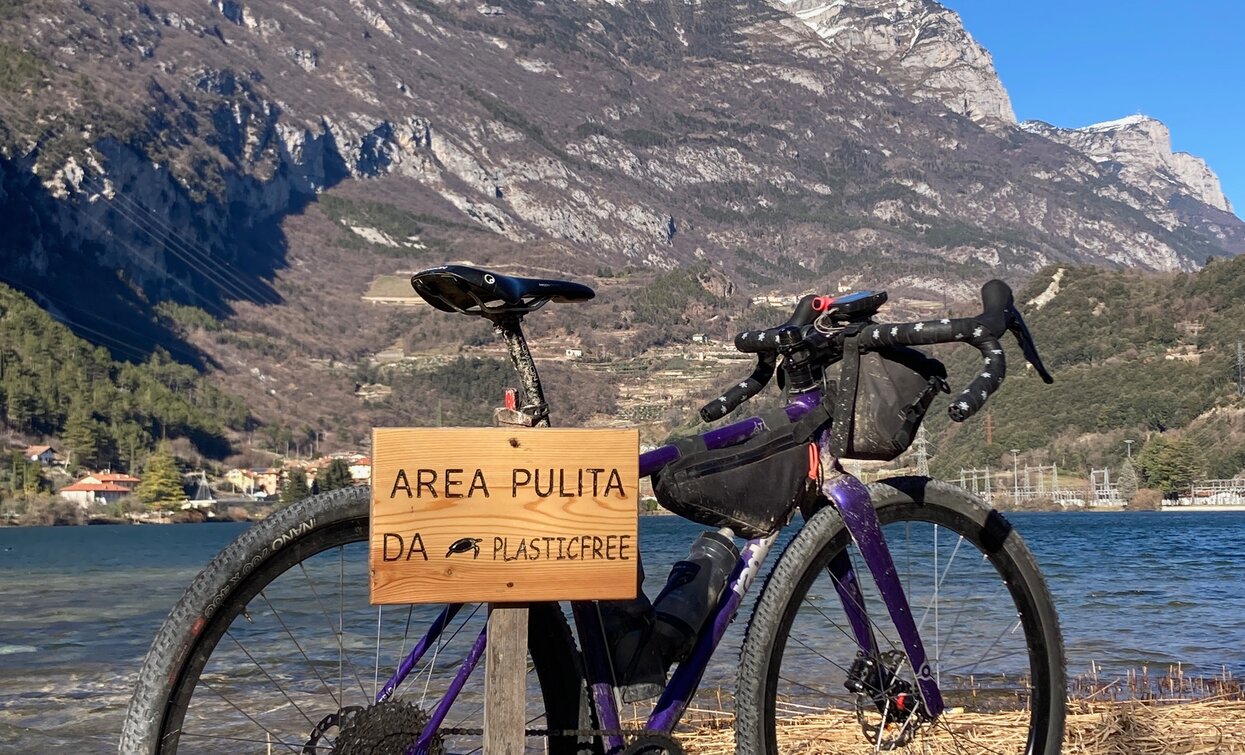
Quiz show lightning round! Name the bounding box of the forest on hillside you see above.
[923,258,1245,485]
[0,284,251,474]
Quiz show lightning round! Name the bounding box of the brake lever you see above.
[1007,310,1054,384]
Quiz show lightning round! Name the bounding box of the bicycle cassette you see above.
[329,700,443,755]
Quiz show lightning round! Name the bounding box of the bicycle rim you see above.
[740,477,1064,754]
[146,496,587,754]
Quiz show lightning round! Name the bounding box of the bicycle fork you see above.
[819,441,946,722]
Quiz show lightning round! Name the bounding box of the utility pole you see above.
[914,425,930,477]
[1237,340,1244,397]
[1124,439,1134,459]
[1011,449,1020,496]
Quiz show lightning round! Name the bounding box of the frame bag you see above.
[828,333,948,461]
[653,412,824,539]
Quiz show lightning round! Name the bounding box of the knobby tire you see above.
[119,486,596,754]
[735,476,1065,755]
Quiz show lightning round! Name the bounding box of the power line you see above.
[78,173,279,306]
[76,175,269,309]
[1,88,284,312]
[0,275,203,364]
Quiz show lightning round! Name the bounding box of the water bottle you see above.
[600,531,740,701]
[598,558,666,701]
[649,530,739,667]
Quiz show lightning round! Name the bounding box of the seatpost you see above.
[493,314,550,428]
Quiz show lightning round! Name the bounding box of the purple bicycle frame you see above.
[394,389,944,754]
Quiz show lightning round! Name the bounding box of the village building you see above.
[59,480,132,508]
[24,445,57,465]
[349,457,371,484]
[81,472,141,492]
[225,467,282,497]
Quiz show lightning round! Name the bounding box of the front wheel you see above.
[735,477,1065,754]
[119,486,596,754]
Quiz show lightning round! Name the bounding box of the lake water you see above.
[1,510,1243,753]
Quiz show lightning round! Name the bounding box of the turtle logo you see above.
[446,537,483,558]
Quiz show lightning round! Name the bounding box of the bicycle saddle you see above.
[410,264,595,315]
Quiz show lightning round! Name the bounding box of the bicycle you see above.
[121,264,1066,754]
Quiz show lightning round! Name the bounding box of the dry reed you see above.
[673,668,1245,754]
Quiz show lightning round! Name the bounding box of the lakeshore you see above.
[3,511,1245,752]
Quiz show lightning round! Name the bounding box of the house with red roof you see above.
[349,457,371,484]
[81,472,142,492]
[60,480,132,508]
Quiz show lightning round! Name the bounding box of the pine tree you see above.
[1136,436,1202,496]
[137,447,186,509]
[318,458,353,492]
[63,405,101,470]
[281,468,310,505]
[1118,458,1139,500]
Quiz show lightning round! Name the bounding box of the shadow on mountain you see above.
[0,138,349,367]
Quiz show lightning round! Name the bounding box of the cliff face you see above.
[774,0,1015,126]
[0,0,1242,365]
[1022,116,1232,214]
[1021,116,1242,257]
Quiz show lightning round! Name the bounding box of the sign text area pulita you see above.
[387,466,627,499]
[370,427,639,604]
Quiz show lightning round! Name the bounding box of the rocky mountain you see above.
[775,0,1015,126]
[1020,116,1240,259]
[1,0,1243,440]
[1021,116,1231,214]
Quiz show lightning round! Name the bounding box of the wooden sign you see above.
[370,427,639,604]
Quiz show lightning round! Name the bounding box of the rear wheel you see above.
[120,486,596,754]
[736,477,1065,754]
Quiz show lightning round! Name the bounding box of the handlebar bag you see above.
[653,415,822,539]
[828,337,948,461]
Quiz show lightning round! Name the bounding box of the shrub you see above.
[1129,488,1163,511]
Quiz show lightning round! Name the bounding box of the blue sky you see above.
[943,1,1244,218]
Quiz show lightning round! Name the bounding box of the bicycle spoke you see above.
[196,679,302,754]
[258,590,343,709]
[417,603,484,707]
[773,674,859,704]
[176,731,332,750]
[956,618,1026,679]
[913,526,966,634]
[297,558,370,701]
[787,631,855,677]
[935,716,1014,755]
[221,630,322,733]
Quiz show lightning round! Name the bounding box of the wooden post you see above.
[484,604,527,754]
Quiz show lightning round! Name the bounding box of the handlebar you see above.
[734,294,821,353]
[699,353,777,422]
[851,317,1005,422]
[700,279,1053,424]
[700,295,824,421]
